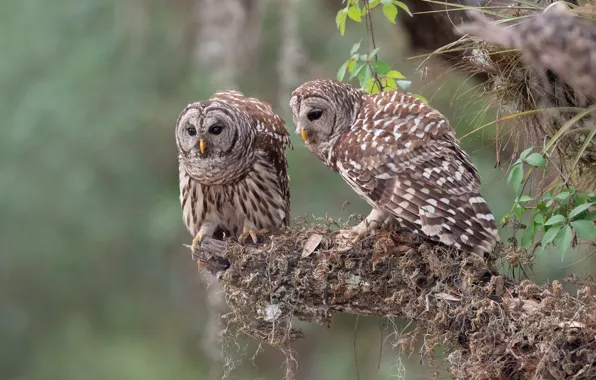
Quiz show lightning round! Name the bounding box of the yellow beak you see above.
[199,139,206,154]
[300,128,309,143]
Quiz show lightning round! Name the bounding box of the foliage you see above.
[504,147,596,258]
[336,41,410,93]
[334,0,426,101]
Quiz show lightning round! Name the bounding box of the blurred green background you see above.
[2,1,594,379]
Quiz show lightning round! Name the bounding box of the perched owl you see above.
[290,79,498,255]
[176,91,292,254]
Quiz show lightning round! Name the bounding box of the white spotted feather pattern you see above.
[290,79,498,255]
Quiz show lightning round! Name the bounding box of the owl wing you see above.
[335,91,497,254]
[212,91,292,225]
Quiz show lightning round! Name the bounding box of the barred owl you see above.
[176,91,291,253]
[290,79,498,255]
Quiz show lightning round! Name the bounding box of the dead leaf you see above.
[521,299,540,314]
[302,233,323,257]
[558,321,585,329]
[435,292,461,302]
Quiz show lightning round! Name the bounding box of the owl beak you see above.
[300,128,309,143]
[199,139,206,154]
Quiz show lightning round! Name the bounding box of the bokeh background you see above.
[2,1,594,379]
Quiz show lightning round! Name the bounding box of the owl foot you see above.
[337,209,387,244]
[192,232,206,272]
[239,228,269,244]
[192,231,206,250]
[336,223,376,244]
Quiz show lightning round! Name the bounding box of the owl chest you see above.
[180,178,242,237]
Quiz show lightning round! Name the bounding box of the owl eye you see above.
[307,109,323,121]
[187,126,197,136]
[208,125,224,135]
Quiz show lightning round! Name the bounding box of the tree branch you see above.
[194,224,596,379]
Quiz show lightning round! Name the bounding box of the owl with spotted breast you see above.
[290,79,498,255]
[176,91,292,253]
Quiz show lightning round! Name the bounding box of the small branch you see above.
[364,1,384,92]
[194,223,596,380]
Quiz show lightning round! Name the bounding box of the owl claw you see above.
[192,231,206,251]
[337,226,371,244]
[337,212,384,244]
[191,232,206,272]
[239,228,269,244]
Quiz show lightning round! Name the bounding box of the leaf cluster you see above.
[336,41,410,93]
[505,148,596,258]
[335,0,411,36]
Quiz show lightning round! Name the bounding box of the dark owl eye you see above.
[187,126,197,136]
[307,109,323,121]
[208,125,224,135]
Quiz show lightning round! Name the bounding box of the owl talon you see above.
[192,232,206,251]
[239,228,269,244]
[337,227,370,244]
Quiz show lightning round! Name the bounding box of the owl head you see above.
[176,100,256,184]
[289,79,364,163]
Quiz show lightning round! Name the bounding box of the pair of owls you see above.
[176,79,499,260]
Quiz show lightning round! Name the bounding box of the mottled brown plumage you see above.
[290,79,498,255]
[176,91,291,250]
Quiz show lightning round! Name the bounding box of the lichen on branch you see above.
[193,222,596,379]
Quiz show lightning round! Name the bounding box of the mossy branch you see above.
[194,224,596,380]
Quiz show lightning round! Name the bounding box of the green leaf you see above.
[381,0,392,4]
[349,63,364,79]
[337,62,348,81]
[396,80,411,90]
[533,213,544,226]
[382,4,398,23]
[513,203,524,219]
[545,214,566,226]
[368,0,381,8]
[585,211,596,221]
[365,78,380,94]
[358,66,373,89]
[525,153,546,168]
[336,10,347,35]
[556,225,573,259]
[350,41,361,55]
[570,220,596,241]
[500,213,511,226]
[387,70,405,79]
[541,192,553,201]
[394,0,412,16]
[347,5,362,22]
[368,47,380,60]
[346,58,356,72]
[569,202,594,220]
[539,225,560,255]
[518,195,533,203]
[519,146,534,161]
[371,61,390,75]
[507,164,524,195]
[555,191,571,201]
[384,78,398,91]
[520,223,535,247]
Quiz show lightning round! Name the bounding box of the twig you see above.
[364,1,384,92]
[353,315,360,380]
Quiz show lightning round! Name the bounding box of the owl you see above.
[176,91,292,256]
[290,79,498,255]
